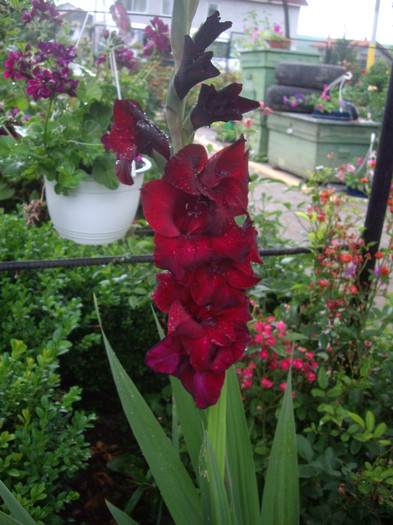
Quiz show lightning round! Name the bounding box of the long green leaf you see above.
[95,300,203,525]
[0,481,37,525]
[199,431,232,525]
[152,304,205,475]
[260,369,299,525]
[106,500,140,525]
[0,511,24,525]
[207,373,227,481]
[170,376,206,475]
[225,366,261,525]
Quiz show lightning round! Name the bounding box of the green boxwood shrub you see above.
[0,208,165,411]
[0,339,95,524]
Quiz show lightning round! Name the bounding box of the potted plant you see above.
[0,0,169,244]
[238,10,290,50]
[311,72,359,120]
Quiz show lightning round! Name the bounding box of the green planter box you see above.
[267,111,380,179]
[240,49,320,155]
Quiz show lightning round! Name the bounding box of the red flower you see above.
[174,36,220,99]
[340,253,352,263]
[190,83,260,130]
[141,138,261,408]
[106,99,170,184]
[164,137,250,217]
[193,10,232,51]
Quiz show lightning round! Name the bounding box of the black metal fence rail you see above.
[0,247,312,272]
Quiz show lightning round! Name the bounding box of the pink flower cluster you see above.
[237,316,318,393]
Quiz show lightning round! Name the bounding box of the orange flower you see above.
[374,252,384,259]
[360,177,368,183]
[340,253,352,263]
[350,284,358,294]
[318,279,329,287]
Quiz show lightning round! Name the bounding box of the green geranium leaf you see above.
[92,154,119,189]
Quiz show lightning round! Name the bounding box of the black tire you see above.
[274,62,346,90]
[265,84,320,113]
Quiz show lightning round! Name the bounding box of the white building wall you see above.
[128,0,301,41]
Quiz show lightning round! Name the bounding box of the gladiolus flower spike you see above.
[141,136,262,409]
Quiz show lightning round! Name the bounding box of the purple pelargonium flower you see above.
[3,50,32,81]
[22,0,63,26]
[115,48,137,70]
[174,36,220,99]
[110,0,132,38]
[190,83,260,130]
[35,42,77,67]
[26,69,53,100]
[193,10,232,51]
[143,17,171,57]
[104,99,170,184]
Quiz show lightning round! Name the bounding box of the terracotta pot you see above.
[267,39,291,49]
[45,158,151,245]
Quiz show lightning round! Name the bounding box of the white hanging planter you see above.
[45,158,151,245]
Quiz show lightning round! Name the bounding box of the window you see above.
[129,0,147,13]
[162,0,173,15]
[208,3,218,16]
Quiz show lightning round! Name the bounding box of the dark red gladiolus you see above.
[190,83,260,130]
[173,36,220,99]
[141,136,262,408]
[193,11,232,51]
[105,99,170,184]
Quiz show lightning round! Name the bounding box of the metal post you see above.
[359,66,393,286]
[366,0,380,70]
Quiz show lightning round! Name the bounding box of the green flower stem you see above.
[67,140,102,147]
[166,0,199,151]
[166,75,185,153]
[43,97,54,149]
[171,0,199,69]
[181,113,196,147]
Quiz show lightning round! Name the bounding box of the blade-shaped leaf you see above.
[199,430,232,525]
[0,511,24,525]
[0,481,37,525]
[95,299,203,525]
[170,376,206,475]
[153,304,205,474]
[207,373,227,481]
[260,369,299,525]
[106,500,140,525]
[225,366,260,525]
